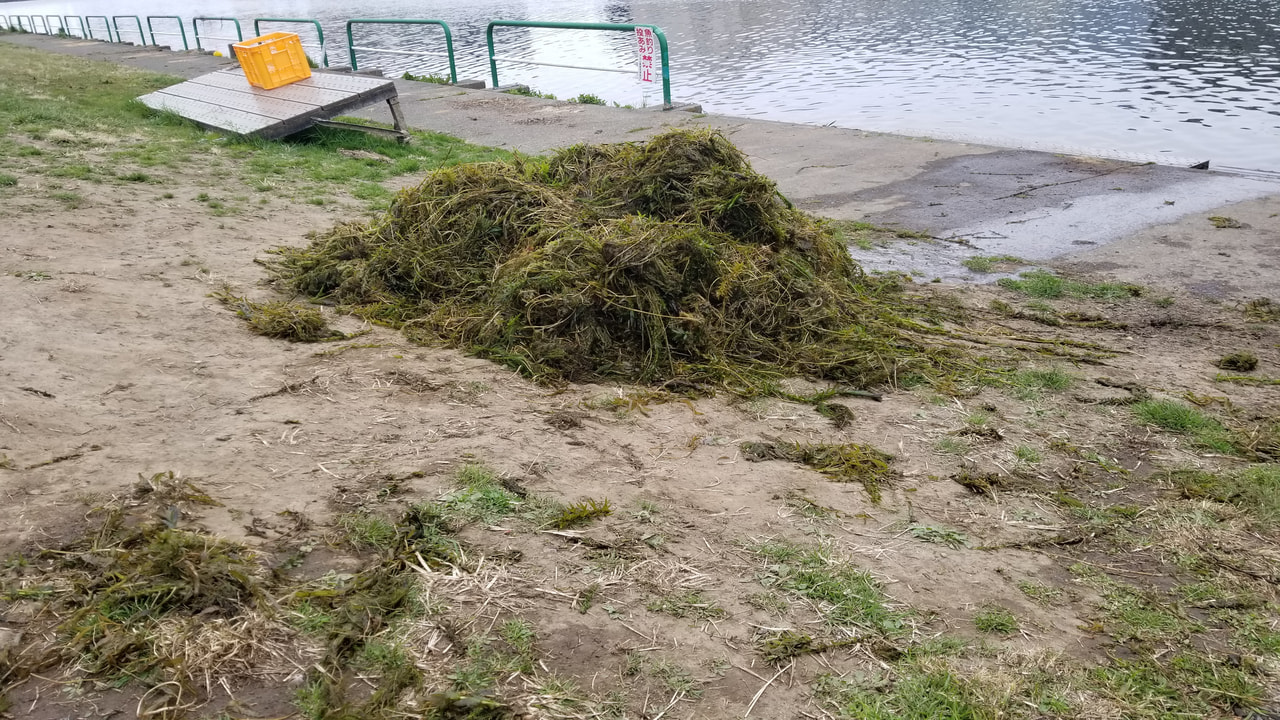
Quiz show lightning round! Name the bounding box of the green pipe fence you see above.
[147,15,188,50]
[85,15,113,42]
[485,20,672,108]
[253,18,327,67]
[112,15,146,45]
[64,16,87,38]
[46,15,65,34]
[31,15,49,34]
[192,17,243,52]
[345,19,456,82]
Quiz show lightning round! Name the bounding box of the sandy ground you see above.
[2,36,1280,720]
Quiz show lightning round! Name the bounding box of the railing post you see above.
[192,17,243,52]
[345,19,457,83]
[147,16,189,50]
[486,24,500,89]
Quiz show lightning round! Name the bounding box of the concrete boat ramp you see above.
[5,32,1275,299]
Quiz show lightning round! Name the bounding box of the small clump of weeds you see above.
[401,70,450,84]
[973,606,1018,635]
[961,254,1022,273]
[909,525,968,549]
[1216,351,1258,372]
[503,86,556,100]
[1013,444,1042,464]
[1017,580,1065,606]
[438,463,522,525]
[1167,465,1280,528]
[549,498,612,529]
[751,540,909,633]
[0,173,17,186]
[1132,398,1235,453]
[568,93,606,105]
[1208,215,1244,229]
[1008,367,1074,398]
[1243,298,1280,322]
[998,270,1141,300]
[740,440,894,502]
[645,590,728,620]
[214,290,340,342]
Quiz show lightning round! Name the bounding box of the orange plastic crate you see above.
[233,32,312,90]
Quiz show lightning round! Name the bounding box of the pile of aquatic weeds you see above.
[267,129,980,393]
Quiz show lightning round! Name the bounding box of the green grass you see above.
[961,255,1022,273]
[568,93,606,105]
[816,666,994,720]
[972,606,1018,635]
[503,86,556,100]
[909,525,968,549]
[830,220,931,250]
[0,43,506,211]
[1017,580,1064,606]
[997,270,1140,300]
[1169,465,1280,528]
[1013,445,1042,464]
[401,70,450,84]
[439,464,521,525]
[1009,367,1073,397]
[1132,399,1239,453]
[337,512,399,550]
[0,173,16,186]
[752,540,908,633]
[645,590,728,620]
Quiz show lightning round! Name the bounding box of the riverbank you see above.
[2,33,1279,720]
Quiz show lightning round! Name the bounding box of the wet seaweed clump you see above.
[267,129,969,393]
[215,290,339,342]
[740,440,894,501]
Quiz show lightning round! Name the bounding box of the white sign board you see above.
[635,27,656,84]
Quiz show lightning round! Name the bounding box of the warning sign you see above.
[635,26,656,83]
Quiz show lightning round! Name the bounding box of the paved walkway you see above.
[5,32,1277,296]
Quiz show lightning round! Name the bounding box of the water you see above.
[6,0,1280,171]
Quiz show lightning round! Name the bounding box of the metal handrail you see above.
[345,19,456,83]
[31,15,49,34]
[253,18,327,67]
[63,15,86,38]
[485,20,672,108]
[85,15,113,42]
[46,15,65,35]
[112,15,146,45]
[192,17,243,51]
[146,16,188,50]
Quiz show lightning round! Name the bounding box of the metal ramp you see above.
[137,68,408,140]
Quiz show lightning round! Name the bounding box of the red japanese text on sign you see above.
[635,27,656,83]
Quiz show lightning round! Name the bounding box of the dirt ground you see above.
[2,39,1280,720]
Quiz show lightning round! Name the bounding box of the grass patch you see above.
[1017,580,1064,606]
[830,220,931,250]
[1010,367,1073,395]
[548,498,612,529]
[504,86,556,100]
[1168,465,1280,528]
[997,270,1140,300]
[438,463,522,525]
[815,665,994,720]
[909,525,968,549]
[0,173,16,186]
[752,540,908,633]
[401,70,450,84]
[972,606,1018,635]
[961,254,1022,273]
[1132,398,1239,453]
[741,440,894,502]
[645,590,728,620]
[568,93,606,105]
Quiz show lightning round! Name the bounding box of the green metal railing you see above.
[254,18,327,66]
[192,17,243,52]
[146,16,188,50]
[346,19,456,83]
[31,15,49,34]
[85,15,113,42]
[486,20,672,108]
[46,15,65,34]
[112,15,145,45]
[64,16,87,38]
